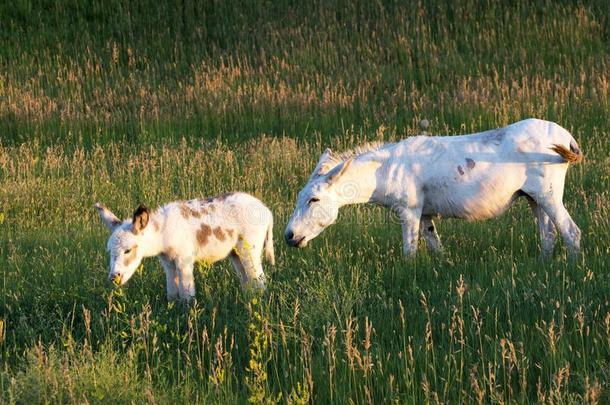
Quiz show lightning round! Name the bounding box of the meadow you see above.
[1,0,609,403]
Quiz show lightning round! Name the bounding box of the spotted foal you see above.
[95,192,274,301]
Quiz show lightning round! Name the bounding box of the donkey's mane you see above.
[326,141,389,166]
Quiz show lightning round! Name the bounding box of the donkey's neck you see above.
[335,156,387,207]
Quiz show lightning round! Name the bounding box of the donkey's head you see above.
[94,203,151,285]
[285,149,354,247]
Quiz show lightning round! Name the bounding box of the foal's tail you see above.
[551,137,583,164]
[264,215,275,266]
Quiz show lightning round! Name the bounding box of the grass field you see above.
[1,0,609,403]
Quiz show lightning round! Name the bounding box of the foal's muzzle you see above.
[109,273,122,285]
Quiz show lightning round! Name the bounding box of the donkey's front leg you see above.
[420,216,443,253]
[397,206,423,257]
[175,257,196,301]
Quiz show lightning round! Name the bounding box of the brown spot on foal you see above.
[180,202,204,219]
[465,158,475,169]
[213,227,226,241]
[197,224,212,245]
[179,204,190,219]
[457,165,465,175]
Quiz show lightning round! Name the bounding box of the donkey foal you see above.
[95,192,274,301]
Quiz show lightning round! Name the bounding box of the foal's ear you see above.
[132,204,149,234]
[326,158,353,183]
[94,203,121,231]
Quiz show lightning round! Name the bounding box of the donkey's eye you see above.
[308,197,320,205]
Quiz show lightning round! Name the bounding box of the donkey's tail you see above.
[264,215,275,266]
[550,137,583,164]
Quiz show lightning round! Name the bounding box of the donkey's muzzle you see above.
[284,230,305,248]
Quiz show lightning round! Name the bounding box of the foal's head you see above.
[95,203,150,285]
[285,149,353,247]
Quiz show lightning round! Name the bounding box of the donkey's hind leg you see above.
[420,216,443,253]
[539,201,580,258]
[525,197,557,257]
[522,166,580,258]
[525,192,580,258]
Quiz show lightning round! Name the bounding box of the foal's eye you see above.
[124,249,132,255]
[308,197,320,205]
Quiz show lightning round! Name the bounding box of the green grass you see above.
[1,0,609,403]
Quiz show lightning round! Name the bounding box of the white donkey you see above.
[95,192,274,301]
[285,119,582,257]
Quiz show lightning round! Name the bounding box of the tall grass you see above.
[1,0,609,403]
[1,0,608,145]
[1,136,608,402]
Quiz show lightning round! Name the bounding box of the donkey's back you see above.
[404,119,582,221]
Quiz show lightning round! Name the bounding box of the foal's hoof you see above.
[243,276,267,296]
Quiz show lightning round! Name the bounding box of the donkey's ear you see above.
[132,204,149,234]
[314,148,335,176]
[94,203,121,231]
[326,158,353,183]
[318,148,333,163]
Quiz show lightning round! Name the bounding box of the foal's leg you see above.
[397,206,423,257]
[420,216,443,252]
[247,255,266,290]
[175,258,196,301]
[234,236,266,290]
[159,254,179,301]
[525,197,557,257]
[229,251,247,286]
